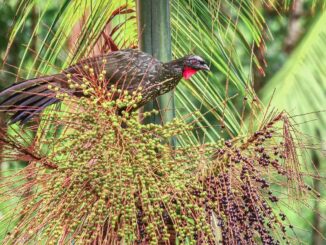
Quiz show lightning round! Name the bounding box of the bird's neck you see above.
[163,59,184,77]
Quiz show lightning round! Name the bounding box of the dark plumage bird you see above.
[0,49,209,124]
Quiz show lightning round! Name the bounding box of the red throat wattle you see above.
[183,66,197,80]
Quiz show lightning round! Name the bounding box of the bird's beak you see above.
[201,64,210,71]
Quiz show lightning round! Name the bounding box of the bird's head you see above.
[182,55,210,80]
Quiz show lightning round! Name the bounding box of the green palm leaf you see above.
[260,10,326,147]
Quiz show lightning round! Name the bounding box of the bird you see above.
[0,49,209,124]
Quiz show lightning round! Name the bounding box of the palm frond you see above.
[260,10,326,148]
[5,0,136,76]
[171,0,266,142]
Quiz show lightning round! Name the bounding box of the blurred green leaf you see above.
[260,10,326,150]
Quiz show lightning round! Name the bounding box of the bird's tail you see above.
[0,74,65,124]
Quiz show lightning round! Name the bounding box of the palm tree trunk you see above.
[137,0,175,127]
[0,116,5,172]
[284,0,304,53]
[312,149,322,245]
[137,2,176,243]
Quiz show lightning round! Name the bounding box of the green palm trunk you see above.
[136,0,175,126]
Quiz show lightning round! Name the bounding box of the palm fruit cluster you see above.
[0,73,316,245]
